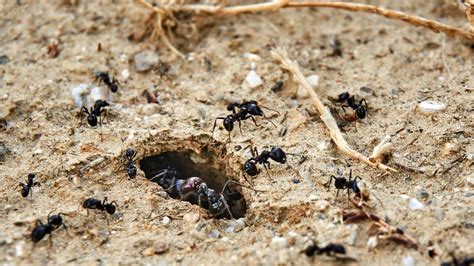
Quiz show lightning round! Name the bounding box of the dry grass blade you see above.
[271,48,396,173]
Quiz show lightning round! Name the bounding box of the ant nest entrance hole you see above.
[139,135,246,219]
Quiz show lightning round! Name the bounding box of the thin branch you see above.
[144,1,474,43]
[271,48,396,172]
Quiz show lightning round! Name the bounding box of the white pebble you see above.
[71,83,90,107]
[121,69,130,80]
[209,229,220,239]
[243,53,261,62]
[409,198,425,210]
[418,100,446,114]
[467,175,474,187]
[245,71,263,89]
[15,242,24,257]
[367,236,378,249]
[402,255,416,266]
[225,226,235,233]
[235,218,246,227]
[162,216,170,225]
[306,75,320,88]
[270,236,288,249]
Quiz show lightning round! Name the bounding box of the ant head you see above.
[355,105,366,119]
[110,84,118,93]
[48,214,63,225]
[244,160,258,176]
[223,116,234,132]
[226,102,239,112]
[270,147,287,164]
[28,173,36,179]
[87,114,98,126]
[197,183,208,194]
[338,92,350,102]
[125,148,136,159]
[105,204,116,214]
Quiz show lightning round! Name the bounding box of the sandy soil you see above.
[0,0,473,265]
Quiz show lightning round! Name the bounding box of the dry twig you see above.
[271,48,396,172]
[136,0,474,56]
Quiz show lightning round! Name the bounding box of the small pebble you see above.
[315,200,330,211]
[418,100,446,114]
[409,198,425,210]
[414,186,429,200]
[467,176,474,187]
[234,145,242,151]
[367,236,378,249]
[245,70,263,89]
[441,142,459,156]
[134,50,160,72]
[209,229,220,239]
[243,53,261,62]
[183,212,199,224]
[306,74,320,88]
[90,86,109,102]
[402,255,416,266]
[162,216,170,225]
[0,55,10,65]
[270,236,288,249]
[121,68,130,80]
[292,178,300,184]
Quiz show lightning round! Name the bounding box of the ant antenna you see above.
[261,105,280,115]
[148,169,169,182]
[221,179,267,194]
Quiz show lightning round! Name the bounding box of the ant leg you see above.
[104,213,111,234]
[263,115,277,128]
[353,176,362,182]
[252,147,259,157]
[238,120,243,136]
[335,189,340,199]
[263,164,273,180]
[242,172,253,187]
[212,117,225,133]
[78,107,88,126]
[325,175,336,191]
[48,233,53,248]
[221,194,234,220]
[249,115,259,126]
[360,99,368,110]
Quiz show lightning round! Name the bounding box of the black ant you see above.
[331,92,368,122]
[125,148,137,179]
[325,169,361,199]
[212,100,278,139]
[82,197,117,215]
[31,212,67,245]
[79,99,109,127]
[18,173,40,197]
[95,71,119,93]
[82,197,118,232]
[305,242,346,257]
[243,146,287,184]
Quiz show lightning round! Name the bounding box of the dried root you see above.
[136,0,474,56]
[271,48,396,173]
